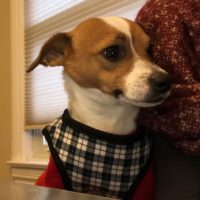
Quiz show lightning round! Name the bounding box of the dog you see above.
[27,17,171,200]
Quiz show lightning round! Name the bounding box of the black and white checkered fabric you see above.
[44,110,152,199]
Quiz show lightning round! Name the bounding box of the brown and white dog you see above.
[27,17,171,199]
[27,17,171,135]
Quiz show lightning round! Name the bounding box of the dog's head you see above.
[27,17,171,107]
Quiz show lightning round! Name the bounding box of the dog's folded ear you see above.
[26,33,71,73]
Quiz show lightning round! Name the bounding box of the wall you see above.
[0,0,11,180]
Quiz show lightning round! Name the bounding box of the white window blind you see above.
[25,0,84,27]
[25,0,84,126]
[25,0,146,127]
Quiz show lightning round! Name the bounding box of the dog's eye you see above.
[103,45,125,62]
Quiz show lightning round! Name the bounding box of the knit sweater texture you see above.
[136,0,200,156]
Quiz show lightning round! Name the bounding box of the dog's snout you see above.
[149,72,171,93]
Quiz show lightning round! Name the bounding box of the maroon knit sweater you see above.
[136,0,200,156]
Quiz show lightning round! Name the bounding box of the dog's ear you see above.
[26,33,71,72]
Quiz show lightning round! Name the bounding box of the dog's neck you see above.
[64,74,140,135]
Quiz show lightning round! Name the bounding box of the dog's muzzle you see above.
[112,71,172,107]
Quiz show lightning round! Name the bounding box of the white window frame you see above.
[8,0,146,184]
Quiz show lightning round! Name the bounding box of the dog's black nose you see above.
[149,72,171,93]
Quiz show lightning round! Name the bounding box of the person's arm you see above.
[139,83,200,141]
[136,0,200,155]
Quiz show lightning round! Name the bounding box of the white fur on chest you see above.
[63,73,139,135]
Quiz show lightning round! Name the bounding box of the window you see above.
[9,0,146,184]
[25,0,84,126]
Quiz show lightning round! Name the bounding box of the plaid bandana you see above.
[43,110,152,199]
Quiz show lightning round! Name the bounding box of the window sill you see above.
[7,160,47,185]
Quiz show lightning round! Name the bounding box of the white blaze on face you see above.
[100,17,139,57]
[101,17,131,38]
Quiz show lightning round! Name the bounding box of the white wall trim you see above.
[10,0,27,162]
[7,161,47,185]
[9,0,36,184]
